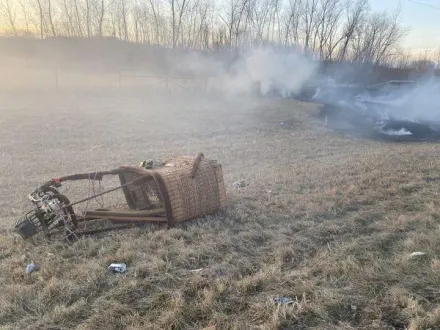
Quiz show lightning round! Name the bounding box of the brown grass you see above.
[1,80,440,330]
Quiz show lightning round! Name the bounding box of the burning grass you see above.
[1,90,440,329]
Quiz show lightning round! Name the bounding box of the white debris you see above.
[274,297,294,304]
[26,263,37,274]
[108,263,127,273]
[189,268,204,272]
[233,180,246,188]
[410,252,426,257]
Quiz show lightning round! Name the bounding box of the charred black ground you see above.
[284,79,440,142]
[318,104,440,142]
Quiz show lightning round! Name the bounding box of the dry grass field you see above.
[1,83,440,330]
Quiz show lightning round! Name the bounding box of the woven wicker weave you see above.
[118,154,226,226]
[119,172,164,210]
[159,156,226,223]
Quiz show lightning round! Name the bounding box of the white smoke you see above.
[239,48,317,95]
[167,48,318,97]
[381,128,413,136]
[376,79,440,123]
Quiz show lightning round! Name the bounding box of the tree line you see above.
[0,0,408,65]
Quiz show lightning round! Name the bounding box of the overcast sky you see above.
[370,0,440,52]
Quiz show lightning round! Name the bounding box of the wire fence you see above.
[0,64,266,98]
[118,71,210,94]
[0,66,213,94]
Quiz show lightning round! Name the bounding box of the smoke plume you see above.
[166,47,318,97]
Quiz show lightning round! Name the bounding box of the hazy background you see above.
[1,0,438,63]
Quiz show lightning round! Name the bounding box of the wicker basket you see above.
[118,153,226,226]
[119,171,163,210]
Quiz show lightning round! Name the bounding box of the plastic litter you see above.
[139,159,154,169]
[108,263,127,273]
[274,297,294,304]
[233,180,246,188]
[410,252,426,257]
[26,263,37,274]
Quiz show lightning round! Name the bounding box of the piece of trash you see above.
[410,252,426,257]
[274,297,294,304]
[233,180,246,188]
[108,263,127,273]
[26,263,37,274]
[139,159,159,169]
[189,268,204,272]
[351,304,357,311]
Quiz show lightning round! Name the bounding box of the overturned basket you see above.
[14,153,227,240]
[117,153,227,226]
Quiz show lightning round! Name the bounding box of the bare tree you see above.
[282,0,302,46]
[90,0,107,37]
[251,0,278,46]
[147,0,160,44]
[338,0,368,61]
[47,0,57,37]
[219,0,251,49]
[0,0,408,67]
[18,0,31,34]
[169,0,188,48]
[34,0,47,38]
[61,0,76,36]
[194,1,210,48]
[120,0,129,40]
[301,0,319,52]
[271,0,282,44]
[186,0,212,49]
[131,2,141,43]
[314,0,343,60]
[73,0,84,36]
[85,0,91,37]
[436,48,440,70]
[0,0,18,35]
[351,9,406,64]
[98,0,106,37]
